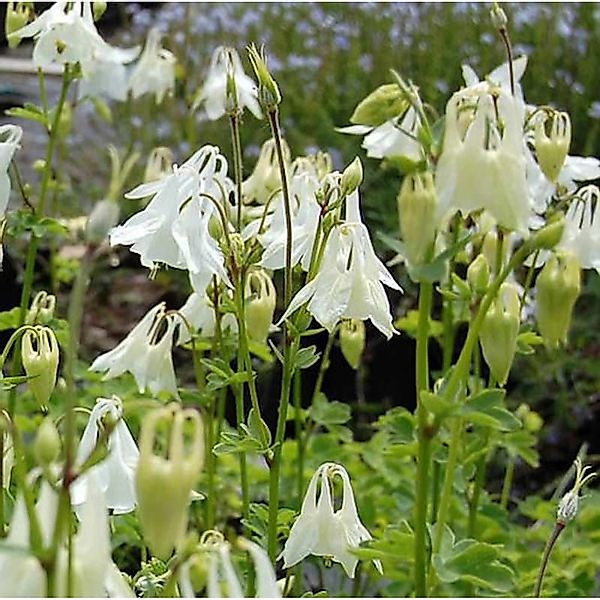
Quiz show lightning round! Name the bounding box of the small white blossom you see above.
[0,125,23,217]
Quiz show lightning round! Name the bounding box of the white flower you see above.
[238,539,281,598]
[338,106,422,161]
[176,292,238,345]
[129,27,176,104]
[436,88,531,234]
[559,185,600,272]
[89,302,179,398]
[0,124,23,216]
[279,462,382,578]
[280,189,400,338]
[70,396,139,515]
[193,46,261,120]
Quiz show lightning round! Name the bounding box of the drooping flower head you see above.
[0,124,23,216]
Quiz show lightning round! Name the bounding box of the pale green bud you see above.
[85,199,120,243]
[247,44,281,111]
[229,233,245,271]
[349,83,408,127]
[339,319,365,370]
[467,254,490,296]
[136,404,204,560]
[34,417,61,466]
[397,171,438,267]
[515,403,543,433]
[490,4,508,29]
[530,213,565,251]
[92,1,107,21]
[26,291,56,325]
[535,111,571,183]
[536,251,580,347]
[21,326,60,408]
[5,2,31,49]
[340,157,363,197]
[479,282,520,386]
[245,269,276,344]
[482,230,510,275]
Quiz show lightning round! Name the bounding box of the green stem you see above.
[414,281,433,597]
[229,112,244,231]
[468,445,489,537]
[500,453,516,510]
[533,522,565,597]
[293,370,304,508]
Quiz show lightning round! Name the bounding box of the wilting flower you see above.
[280,188,400,338]
[128,27,176,104]
[89,303,179,398]
[71,396,139,515]
[436,88,531,234]
[280,462,382,578]
[0,124,22,217]
[193,46,261,120]
[557,457,597,524]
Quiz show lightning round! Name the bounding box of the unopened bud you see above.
[479,282,520,386]
[531,213,565,250]
[491,4,508,29]
[229,233,245,271]
[349,83,408,127]
[22,326,60,408]
[92,1,107,22]
[34,417,61,466]
[535,111,571,183]
[339,319,366,370]
[536,251,580,347]
[397,171,438,268]
[26,291,56,325]
[467,254,490,296]
[247,44,281,111]
[86,199,120,243]
[5,2,31,49]
[516,403,543,433]
[245,269,276,344]
[482,230,510,275]
[340,157,363,197]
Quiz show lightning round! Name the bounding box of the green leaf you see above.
[247,408,272,448]
[375,407,415,445]
[0,374,34,390]
[408,234,472,284]
[461,389,521,432]
[309,393,351,427]
[5,102,48,127]
[420,391,456,419]
[213,430,262,456]
[376,231,407,257]
[394,310,444,340]
[516,330,544,355]
[350,83,408,127]
[294,345,320,370]
[0,307,20,331]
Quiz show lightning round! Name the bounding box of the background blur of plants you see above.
[2,0,599,556]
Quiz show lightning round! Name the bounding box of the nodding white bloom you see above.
[559,185,600,272]
[71,396,139,515]
[557,457,597,525]
[110,145,232,293]
[0,477,133,597]
[176,292,238,345]
[128,28,176,104]
[90,302,179,398]
[535,111,571,183]
[280,462,382,579]
[243,138,291,205]
[193,46,262,120]
[0,124,23,216]
[13,1,139,101]
[436,88,531,234]
[280,189,400,338]
[338,106,423,161]
[461,56,528,104]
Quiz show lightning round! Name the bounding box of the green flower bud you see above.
[247,44,281,111]
[26,291,56,325]
[482,230,510,275]
[340,157,363,197]
[92,1,107,21]
[339,319,365,370]
[5,2,31,49]
[349,83,408,127]
[245,269,276,344]
[530,213,565,251]
[479,283,520,386]
[136,404,204,560]
[515,403,543,433]
[535,111,571,183]
[85,199,120,243]
[467,254,490,296]
[34,417,61,466]
[397,171,438,267]
[536,251,580,347]
[21,326,60,408]
[490,4,508,29]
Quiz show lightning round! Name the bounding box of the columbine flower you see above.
[0,124,23,217]
[193,46,261,120]
[280,188,400,338]
[557,457,597,524]
[242,137,290,205]
[176,292,238,345]
[280,462,382,578]
[436,88,531,234]
[128,27,176,104]
[70,396,139,515]
[89,302,179,398]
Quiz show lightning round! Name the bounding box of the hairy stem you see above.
[534,522,565,597]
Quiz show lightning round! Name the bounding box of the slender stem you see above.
[500,453,516,510]
[414,281,433,597]
[468,445,489,537]
[293,369,304,507]
[229,112,244,231]
[534,522,565,597]
[234,380,250,525]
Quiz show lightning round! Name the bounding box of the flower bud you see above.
[482,230,510,275]
[247,44,281,111]
[245,269,276,344]
[467,254,490,296]
[490,4,508,29]
[340,157,363,197]
[144,147,173,183]
[339,319,366,370]
[26,291,56,325]
[349,83,408,127]
[34,417,61,467]
[397,171,438,267]
[479,282,520,385]
[92,1,107,21]
[22,326,60,408]
[516,403,543,433]
[535,251,580,347]
[136,404,204,559]
[530,213,565,250]
[535,111,571,183]
[86,199,120,243]
[5,2,31,49]
[243,138,289,205]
